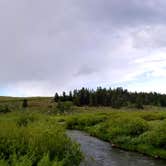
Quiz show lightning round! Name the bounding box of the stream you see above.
[67,130,166,166]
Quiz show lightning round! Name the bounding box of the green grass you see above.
[0,112,82,166]
[1,96,166,161]
[64,109,166,159]
[0,96,53,112]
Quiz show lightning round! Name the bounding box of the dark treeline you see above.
[54,87,166,108]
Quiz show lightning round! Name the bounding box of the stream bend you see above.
[67,130,166,166]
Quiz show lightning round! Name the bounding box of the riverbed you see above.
[67,130,166,166]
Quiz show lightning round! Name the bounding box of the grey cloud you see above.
[75,0,166,27]
[74,65,98,77]
[131,25,166,48]
[0,0,166,95]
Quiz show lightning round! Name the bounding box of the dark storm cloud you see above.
[76,0,166,26]
[0,0,166,95]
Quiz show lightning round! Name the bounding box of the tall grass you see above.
[65,110,166,159]
[0,112,82,166]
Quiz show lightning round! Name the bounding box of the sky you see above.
[0,0,166,96]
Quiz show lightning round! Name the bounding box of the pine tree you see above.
[22,99,28,108]
[54,93,59,102]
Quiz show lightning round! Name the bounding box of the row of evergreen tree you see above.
[54,87,166,108]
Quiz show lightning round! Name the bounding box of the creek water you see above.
[67,130,166,166]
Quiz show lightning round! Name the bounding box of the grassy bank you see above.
[64,109,166,159]
[1,96,166,161]
[0,112,82,166]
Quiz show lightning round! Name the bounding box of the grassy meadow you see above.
[64,108,166,159]
[0,97,166,165]
[0,99,82,166]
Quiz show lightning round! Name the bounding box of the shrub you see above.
[140,112,166,121]
[106,117,149,138]
[37,154,52,166]
[0,105,11,113]
[56,101,73,114]
[138,121,166,148]
[11,154,32,166]
[16,113,38,127]
[135,103,144,109]
[22,99,28,108]
[0,113,82,166]
[0,160,8,166]
[66,114,107,129]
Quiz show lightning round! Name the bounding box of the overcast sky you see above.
[0,0,166,96]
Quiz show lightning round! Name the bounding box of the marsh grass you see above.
[0,112,82,166]
[1,96,166,160]
[65,110,166,159]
